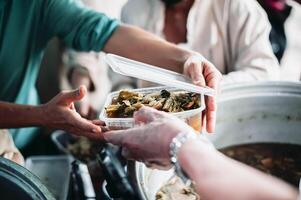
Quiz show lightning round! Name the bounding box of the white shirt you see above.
[280,0,301,81]
[121,0,280,84]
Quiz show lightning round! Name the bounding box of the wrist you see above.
[169,131,212,183]
[177,137,215,180]
[34,105,48,127]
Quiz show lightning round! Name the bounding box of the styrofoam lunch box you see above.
[99,54,215,132]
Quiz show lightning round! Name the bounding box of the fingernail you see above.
[193,80,202,86]
[92,127,102,133]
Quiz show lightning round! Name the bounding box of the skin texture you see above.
[105,107,298,200]
[0,130,24,166]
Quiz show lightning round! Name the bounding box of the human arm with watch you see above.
[105,107,298,200]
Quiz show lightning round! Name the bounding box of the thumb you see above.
[58,85,87,106]
[134,107,168,125]
[103,130,125,145]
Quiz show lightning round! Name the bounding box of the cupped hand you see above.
[41,86,105,140]
[0,129,24,166]
[104,107,196,169]
[183,54,222,133]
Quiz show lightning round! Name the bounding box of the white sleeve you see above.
[222,0,280,84]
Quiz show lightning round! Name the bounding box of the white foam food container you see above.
[99,86,205,132]
[100,54,213,132]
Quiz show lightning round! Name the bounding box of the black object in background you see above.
[258,1,292,62]
[97,144,140,200]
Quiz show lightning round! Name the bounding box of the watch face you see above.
[161,0,183,7]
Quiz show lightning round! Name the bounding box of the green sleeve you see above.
[42,0,119,51]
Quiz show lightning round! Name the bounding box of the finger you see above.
[104,125,144,144]
[103,130,126,145]
[12,151,25,166]
[71,115,103,135]
[203,64,222,133]
[70,102,76,110]
[91,120,108,132]
[190,62,206,86]
[134,107,169,124]
[206,96,217,133]
[58,85,87,106]
[91,120,106,126]
[203,63,222,91]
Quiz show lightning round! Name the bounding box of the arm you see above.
[0,86,105,140]
[223,0,280,84]
[103,25,188,73]
[178,140,298,200]
[0,102,43,128]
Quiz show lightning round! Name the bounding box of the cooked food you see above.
[156,177,200,200]
[106,90,201,118]
[220,143,301,187]
[66,137,103,163]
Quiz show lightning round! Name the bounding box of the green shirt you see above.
[0,0,119,149]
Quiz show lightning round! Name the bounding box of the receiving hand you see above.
[104,107,196,169]
[41,86,105,140]
[0,129,24,166]
[183,54,222,133]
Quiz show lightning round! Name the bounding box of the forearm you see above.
[178,140,298,200]
[0,101,43,128]
[103,25,193,73]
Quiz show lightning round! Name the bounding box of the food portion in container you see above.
[105,89,201,118]
[220,143,301,187]
[156,176,200,200]
[66,137,103,163]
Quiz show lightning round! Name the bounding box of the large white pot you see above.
[128,81,301,200]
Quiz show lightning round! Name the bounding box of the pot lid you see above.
[0,157,54,200]
[106,54,215,96]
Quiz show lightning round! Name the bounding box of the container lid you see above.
[106,54,215,96]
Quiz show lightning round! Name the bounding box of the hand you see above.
[41,86,105,140]
[0,129,24,166]
[104,107,196,169]
[184,54,222,133]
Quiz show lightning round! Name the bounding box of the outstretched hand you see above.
[41,86,105,140]
[104,107,197,169]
